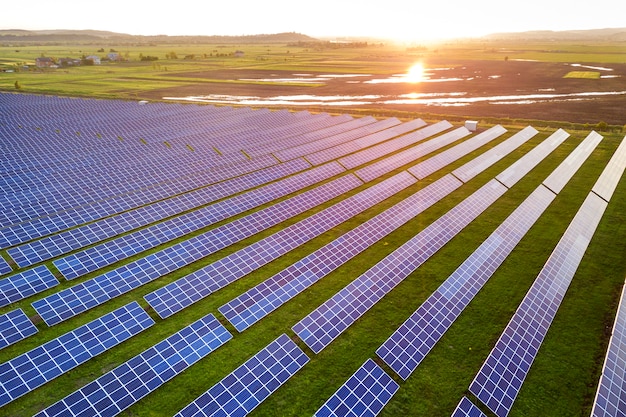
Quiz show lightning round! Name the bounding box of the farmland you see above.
[0,34,626,417]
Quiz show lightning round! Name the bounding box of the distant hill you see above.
[483,27,626,41]
[0,29,319,44]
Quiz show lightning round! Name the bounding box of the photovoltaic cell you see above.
[32,174,362,326]
[293,180,508,354]
[0,258,11,276]
[174,334,309,417]
[33,314,232,417]
[0,309,37,350]
[377,130,601,380]
[468,192,610,417]
[592,135,626,202]
[451,397,488,417]
[313,359,399,417]
[147,172,415,319]
[0,301,154,407]
[591,282,626,417]
[0,265,58,307]
[408,125,507,179]
[220,174,463,332]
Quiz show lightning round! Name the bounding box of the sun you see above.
[406,63,425,83]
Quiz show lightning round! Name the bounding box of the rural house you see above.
[35,57,55,68]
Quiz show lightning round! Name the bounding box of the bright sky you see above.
[1,0,623,41]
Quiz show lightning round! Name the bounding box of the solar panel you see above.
[0,309,38,350]
[293,179,508,354]
[0,265,58,307]
[220,174,463,332]
[33,313,232,417]
[174,334,309,417]
[496,129,570,188]
[0,301,154,407]
[592,135,626,202]
[543,131,603,194]
[591,282,626,417]
[0,257,11,276]
[451,397,488,417]
[408,125,507,180]
[452,126,538,183]
[354,126,470,183]
[468,192,610,417]
[32,174,362,326]
[377,130,602,380]
[313,358,399,417]
[147,171,416,319]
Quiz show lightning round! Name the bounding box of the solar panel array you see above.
[0,309,37,350]
[146,171,416,319]
[174,334,309,417]
[313,359,399,417]
[293,179,508,354]
[0,302,154,407]
[377,131,601,380]
[1,92,623,417]
[33,313,232,417]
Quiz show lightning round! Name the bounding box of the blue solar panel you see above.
[33,313,231,417]
[146,171,415,319]
[377,130,602,380]
[0,257,11,276]
[32,174,362,326]
[0,265,58,307]
[0,309,38,350]
[592,135,626,202]
[408,125,507,180]
[174,334,309,417]
[293,179,508,354]
[592,283,626,417]
[313,359,399,417]
[0,301,154,407]
[469,193,610,417]
[52,160,336,280]
[451,397,488,417]
[220,174,463,332]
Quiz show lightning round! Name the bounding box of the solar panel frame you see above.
[0,301,154,407]
[33,313,232,417]
[313,359,399,417]
[173,334,309,417]
[0,309,38,350]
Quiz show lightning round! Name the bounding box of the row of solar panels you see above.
[1,94,625,416]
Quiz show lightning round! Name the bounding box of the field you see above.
[0,37,626,417]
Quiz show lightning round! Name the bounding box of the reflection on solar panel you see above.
[592,283,626,417]
[0,309,37,350]
[32,174,362,326]
[469,136,626,417]
[52,161,343,280]
[377,131,601,380]
[8,158,312,268]
[469,194,610,417]
[0,265,58,307]
[0,301,154,407]
[339,121,454,171]
[592,135,626,202]
[451,397,488,417]
[354,126,470,182]
[496,129,569,188]
[147,171,415,319]
[174,334,309,417]
[33,314,232,417]
[313,359,399,417]
[220,174,462,332]
[408,125,507,179]
[293,180,508,354]
[0,258,11,276]
[451,126,538,183]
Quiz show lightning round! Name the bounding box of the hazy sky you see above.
[1,0,623,41]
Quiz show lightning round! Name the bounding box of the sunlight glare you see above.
[406,63,425,83]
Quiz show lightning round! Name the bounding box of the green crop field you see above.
[0,35,625,417]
